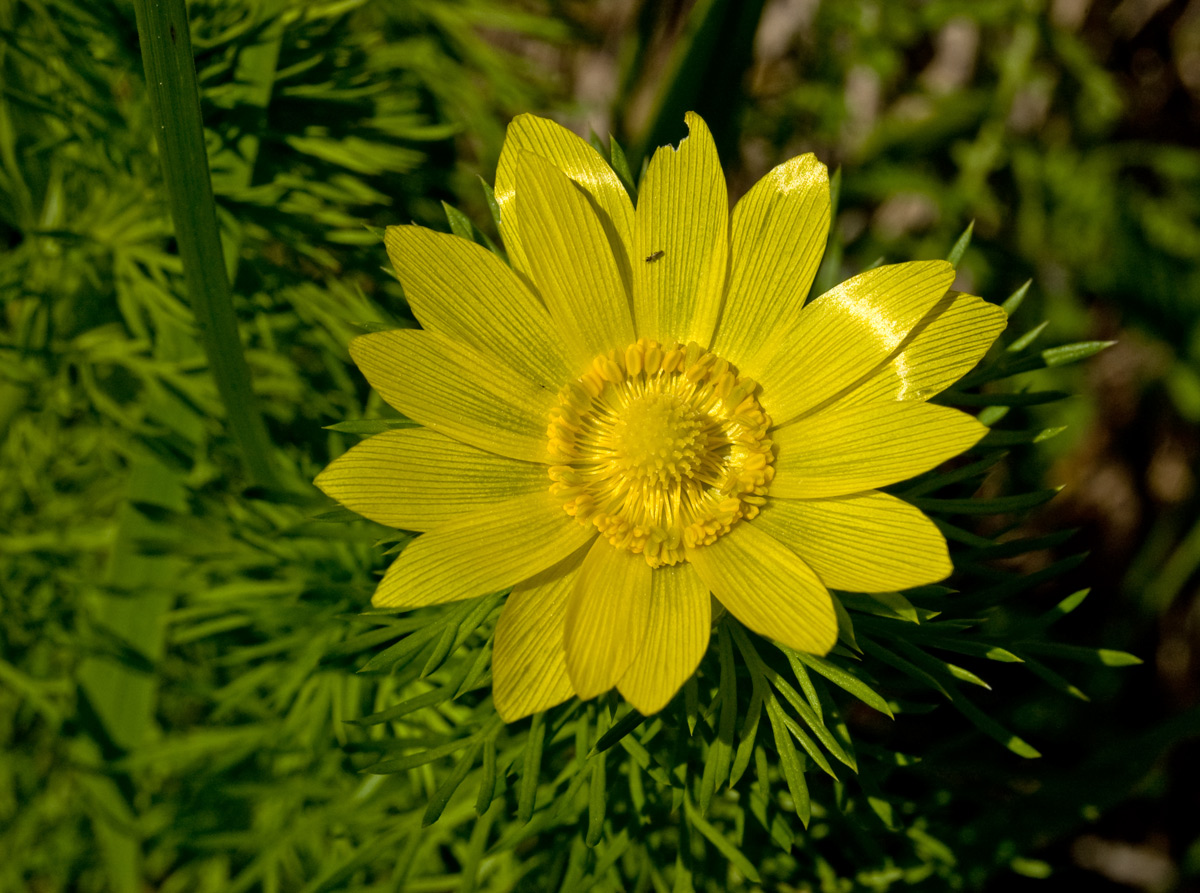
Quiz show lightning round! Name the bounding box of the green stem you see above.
[133,0,278,489]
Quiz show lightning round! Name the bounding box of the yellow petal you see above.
[350,329,553,463]
[314,428,547,532]
[632,112,729,346]
[495,113,635,286]
[384,225,572,389]
[372,491,595,608]
[492,548,587,722]
[687,522,836,655]
[757,492,951,592]
[771,402,987,499]
[837,292,1008,406]
[617,562,711,715]
[563,539,652,699]
[513,151,636,368]
[712,153,830,375]
[758,261,956,425]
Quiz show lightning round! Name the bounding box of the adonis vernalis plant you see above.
[318,111,1006,718]
[314,114,1133,885]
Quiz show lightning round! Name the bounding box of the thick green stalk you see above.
[133,0,278,488]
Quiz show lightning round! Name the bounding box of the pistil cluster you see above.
[547,338,774,567]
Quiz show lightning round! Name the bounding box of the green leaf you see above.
[697,668,730,810]
[1029,589,1092,630]
[765,696,811,825]
[626,0,767,166]
[839,591,920,624]
[619,734,673,789]
[831,594,861,652]
[934,519,997,548]
[902,452,1007,497]
[422,737,482,826]
[910,489,1060,515]
[309,507,368,523]
[942,661,991,690]
[1011,858,1054,879]
[132,0,277,488]
[323,417,417,435]
[764,670,854,773]
[458,801,499,893]
[866,640,1041,758]
[714,622,737,785]
[586,750,607,847]
[442,201,476,242]
[475,731,498,815]
[365,736,476,774]
[1001,280,1032,316]
[1020,642,1143,666]
[358,597,484,675]
[518,712,545,823]
[593,707,649,753]
[747,765,796,851]
[1042,340,1117,367]
[1006,320,1050,353]
[959,530,1077,563]
[729,681,764,787]
[788,650,894,718]
[977,405,1010,427]
[779,706,840,781]
[677,677,696,735]
[941,390,1070,407]
[421,618,461,677]
[961,340,1116,386]
[609,135,638,199]
[977,426,1067,447]
[957,552,1089,611]
[896,630,1023,665]
[684,794,761,882]
[1021,655,1090,701]
[946,220,974,267]
[479,177,503,237]
[353,686,449,727]
[587,129,606,157]
[786,652,822,722]
[828,166,842,219]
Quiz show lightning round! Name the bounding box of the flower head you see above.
[316,113,1006,721]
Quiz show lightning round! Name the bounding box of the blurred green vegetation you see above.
[1,0,1198,891]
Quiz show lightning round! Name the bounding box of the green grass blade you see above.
[132,0,277,488]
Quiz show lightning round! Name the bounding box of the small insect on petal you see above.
[646,250,665,263]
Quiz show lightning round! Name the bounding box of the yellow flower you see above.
[316,113,1007,722]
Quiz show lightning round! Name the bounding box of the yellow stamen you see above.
[547,339,774,567]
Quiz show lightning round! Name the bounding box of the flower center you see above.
[610,392,711,485]
[547,339,774,568]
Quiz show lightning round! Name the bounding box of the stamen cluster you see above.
[547,339,774,567]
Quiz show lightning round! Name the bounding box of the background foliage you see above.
[1,0,1198,890]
